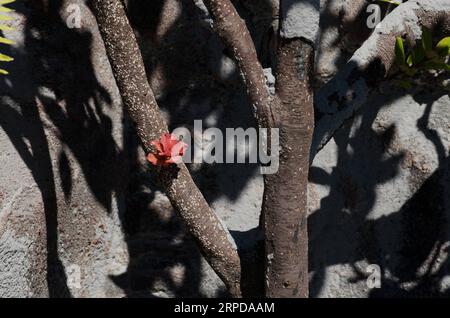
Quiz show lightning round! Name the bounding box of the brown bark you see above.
[91,0,241,297]
[263,39,314,298]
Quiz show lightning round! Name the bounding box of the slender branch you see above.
[91,0,242,297]
[202,0,277,128]
[312,0,450,159]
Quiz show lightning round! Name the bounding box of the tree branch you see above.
[201,0,277,128]
[91,0,242,297]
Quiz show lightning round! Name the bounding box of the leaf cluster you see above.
[0,0,15,75]
[394,27,450,88]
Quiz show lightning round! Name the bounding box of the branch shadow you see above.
[0,0,276,298]
[1,0,122,297]
[309,76,450,297]
[5,0,446,299]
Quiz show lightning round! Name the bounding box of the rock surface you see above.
[0,0,449,298]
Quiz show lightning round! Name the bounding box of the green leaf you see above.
[435,37,450,57]
[0,53,13,62]
[0,14,12,21]
[0,0,14,75]
[0,24,13,31]
[0,6,13,12]
[422,27,433,52]
[0,35,14,44]
[399,64,417,76]
[395,37,406,65]
[377,0,401,5]
[412,46,426,65]
[426,49,439,59]
[395,79,413,89]
[423,60,450,71]
[406,54,413,67]
[0,0,15,13]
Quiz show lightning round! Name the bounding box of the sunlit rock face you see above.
[0,0,449,298]
[0,1,129,297]
[309,85,450,298]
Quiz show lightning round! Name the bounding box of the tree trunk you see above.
[263,38,314,297]
[199,0,316,297]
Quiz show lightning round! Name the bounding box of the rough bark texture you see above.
[91,0,241,297]
[263,39,314,298]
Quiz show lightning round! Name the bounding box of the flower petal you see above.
[146,153,160,166]
[148,133,188,166]
[151,140,163,153]
[170,141,187,158]
[167,155,183,164]
[160,133,174,152]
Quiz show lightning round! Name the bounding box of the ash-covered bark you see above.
[312,0,450,158]
[91,0,242,297]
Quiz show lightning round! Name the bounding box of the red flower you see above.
[147,133,187,166]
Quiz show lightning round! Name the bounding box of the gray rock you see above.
[1,0,449,299]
